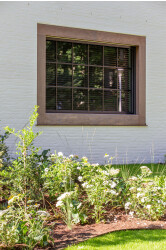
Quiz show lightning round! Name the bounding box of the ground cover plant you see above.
[65,230,166,250]
[0,106,166,248]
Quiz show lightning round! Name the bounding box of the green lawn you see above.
[65,230,166,250]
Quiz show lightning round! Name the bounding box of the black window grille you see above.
[46,39,136,114]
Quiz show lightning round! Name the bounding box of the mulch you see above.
[50,211,166,250]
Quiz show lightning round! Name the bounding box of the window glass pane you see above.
[104,68,117,89]
[73,65,88,87]
[118,69,131,91]
[126,90,133,113]
[46,63,56,85]
[46,40,56,62]
[89,89,103,111]
[89,67,103,88]
[89,45,103,65]
[46,87,56,111]
[118,48,130,68]
[57,41,72,63]
[73,89,88,110]
[57,64,72,86]
[104,90,117,111]
[118,91,129,113]
[73,43,88,64]
[57,88,72,110]
[104,47,117,66]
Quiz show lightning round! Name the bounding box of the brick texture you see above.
[0,2,166,164]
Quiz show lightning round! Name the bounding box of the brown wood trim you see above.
[37,23,146,126]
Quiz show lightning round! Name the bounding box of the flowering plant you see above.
[125,166,166,220]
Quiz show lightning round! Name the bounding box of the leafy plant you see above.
[0,131,10,199]
[124,166,166,220]
[0,196,51,248]
[1,106,50,204]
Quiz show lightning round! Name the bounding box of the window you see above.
[37,24,146,126]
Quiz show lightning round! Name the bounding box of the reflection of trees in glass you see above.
[120,69,130,91]
[118,48,129,67]
[104,68,117,89]
[89,45,103,65]
[73,66,88,87]
[89,90,103,111]
[73,89,88,110]
[89,67,103,88]
[46,40,56,61]
[57,88,72,110]
[46,88,56,110]
[104,47,117,66]
[46,63,56,85]
[57,64,72,87]
[73,44,88,64]
[104,91,117,111]
[57,42,72,63]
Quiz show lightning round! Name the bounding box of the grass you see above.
[112,163,166,180]
[65,230,166,250]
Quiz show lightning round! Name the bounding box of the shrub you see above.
[2,106,50,203]
[0,195,51,248]
[124,166,166,220]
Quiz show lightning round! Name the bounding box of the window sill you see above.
[37,113,146,126]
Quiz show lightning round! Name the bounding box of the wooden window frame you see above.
[37,23,146,126]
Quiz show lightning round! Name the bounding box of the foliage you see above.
[78,155,124,222]
[56,189,86,229]
[124,166,166,220]
[0,131,10,199]
[42,152,79,198]
[1,106,50,203]
[0,195,51,248]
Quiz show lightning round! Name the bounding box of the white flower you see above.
[140,166,152,176]
[45,168,49,173]
[146,205,151,209]
[56,200,64,207]
[58,152,63,157]
[141,197,145,203]
[110,190,116,195]
[102,170,109,176]
[91,163,99,167]
[129,176,138,181]
[109,168,120,176]
[110,181,116,188]
[137,193,141,198]
[125,202,131,210]
[82,182,88,188]
[103,180,109,185]
[104,153,109,158]
[129,187,135,191]
[57,191,74,201]
[37,210,50,217]
[129,211,134,217]
[77,167,81,170]
[78,176,83,182]
[137,188,142,191]
[69,154,74,158]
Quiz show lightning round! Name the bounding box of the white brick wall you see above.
[1,1,166,164]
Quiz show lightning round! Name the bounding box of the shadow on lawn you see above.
[80,229,166,248]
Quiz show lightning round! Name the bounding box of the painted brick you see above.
[0,2,166,164]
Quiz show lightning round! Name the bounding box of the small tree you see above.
[2,106,50,206]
